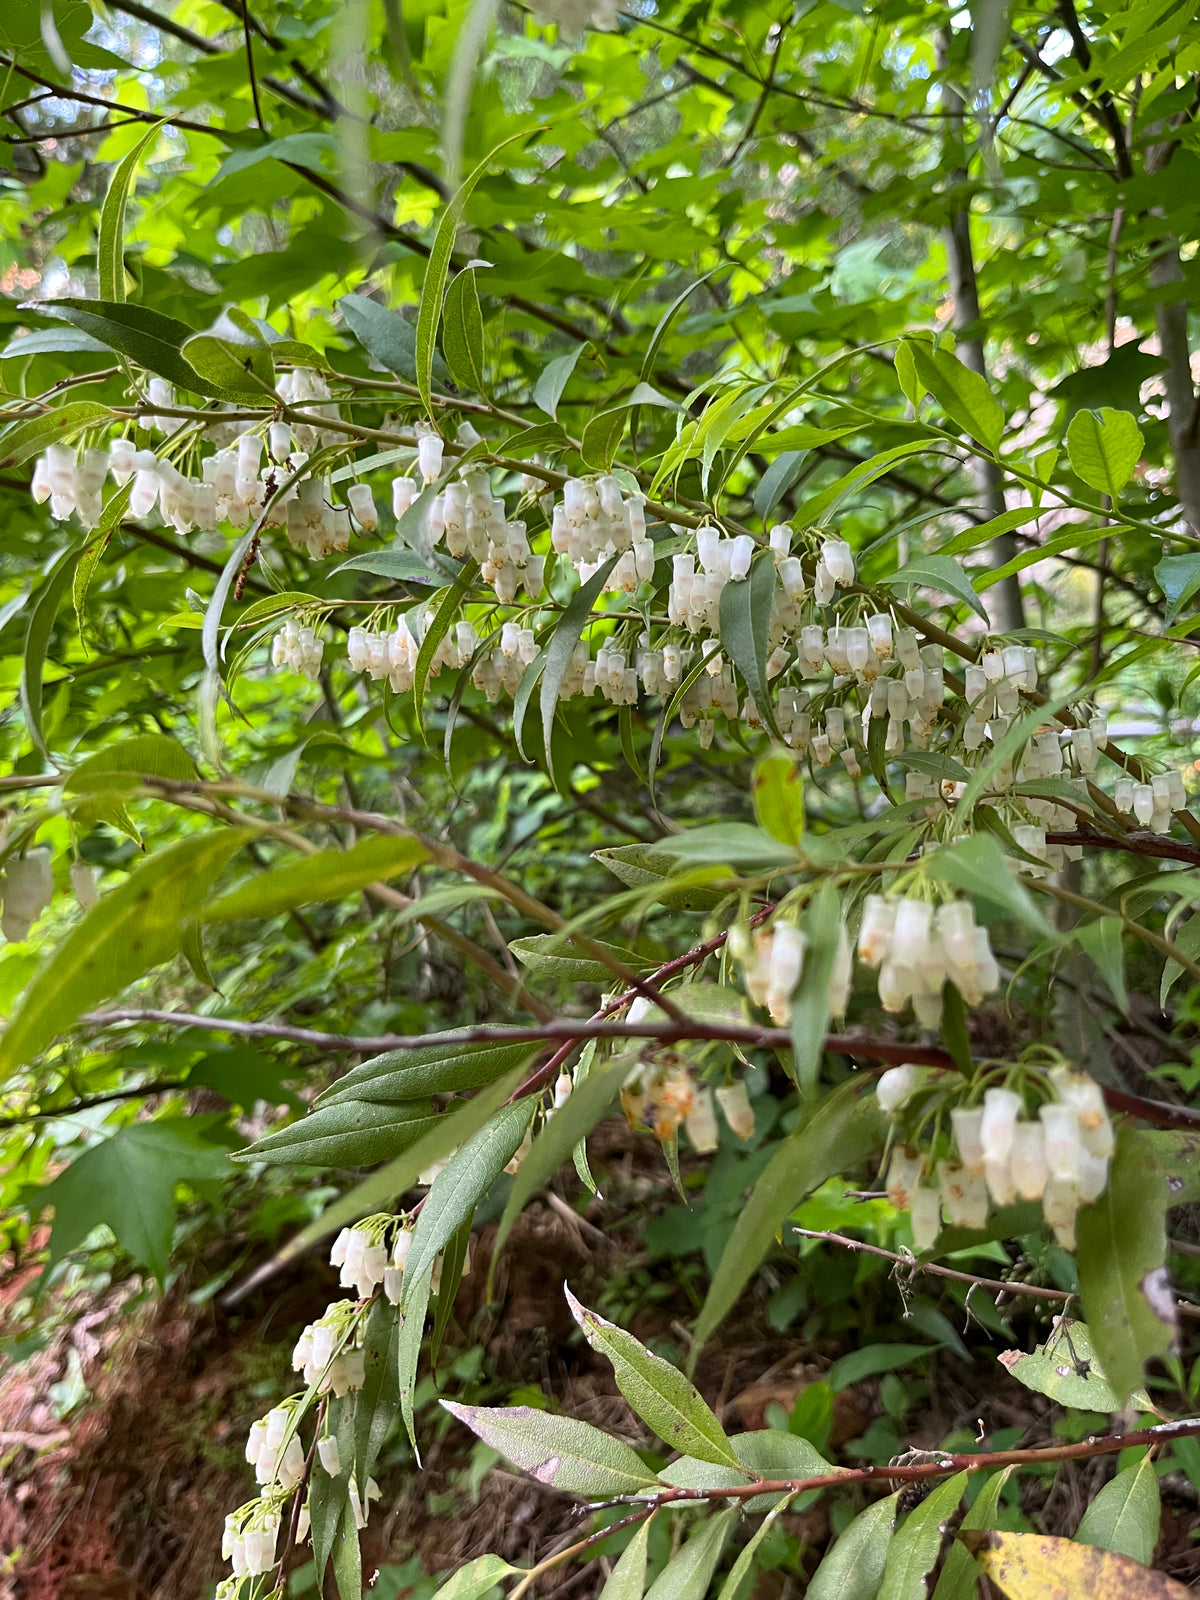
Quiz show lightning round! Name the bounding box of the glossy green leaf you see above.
[642,1511,737,1600]
[354,1297,402,1487]
[931,1469,1013,1600]
[532,345,586,420]
[1076,1456,1160,1566]
[443,268,487,395]
[1155,553,1200,623]
[1077,1126,1177,1406]
[906,341,1003,452]
[337,291,447,386]
[20,539,83,760]
[753,750,805,848]
[234,1097,441,1168]
[877,1472,969,1600]
[566,1290,739,1467]
[400,1097,535,1295]
[1066,407,1143,498]
[881,554,987,622]
[691,1079,885,1363]
[719,549,782,740]
[509,933,652,982]
[0,401,115,470]
[98,118,167,303]
[441,1401,658,1496]
[541,555,619,763]
[318,1040,537,1107]
[398,1260,434,1455]
[928,833,1051,936]
[1077,915,1129,1011]
[807,1492,899,1600]
[37,300,212,394]
[0,829,249,1082]
[203,835,428,923]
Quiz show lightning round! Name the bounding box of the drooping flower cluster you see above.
[858,894,1000,1027]
[272,619,325,680]
[732,918,852,1027]
[221,1503,281,1582]
[879,1061,1114,1251]
[1113,770,1188,833]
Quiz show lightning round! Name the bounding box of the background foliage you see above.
[4,0,1200,1596]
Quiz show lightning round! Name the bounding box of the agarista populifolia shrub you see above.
[7,1,1200,1597]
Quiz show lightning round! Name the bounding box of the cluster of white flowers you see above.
[729,917,853,1028]
[245,1404,306,1490]
[290,1302,366,1397]
[551,475,651,587]
[272,619,325,680]
[473,620,540,701]
[1114,770,1188,834]
[858,894,1000,1026]
[0,849,54,942]
[411,470,547,603]
[879,1064,1114,1250]
[221,1504,281,1582]
[343,615,478,693]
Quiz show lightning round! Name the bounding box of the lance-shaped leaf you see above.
[905,341,1003,453]
[719,549,782,740]
[931,1468,1012,1600]
[691,1078,885,1365]
[441,1402,658,1496]
[427,1556,520,1600]
[961,1530,1189,1600]
[0,401,115,470]
[398,1260,434,1455]
[880,554,987,622]
[0,828,250,1082]
[354,1296,402,1486]
[597,1515,653,1600]
[753,750,805,848]
[401,1098,535,1297]
[414,560,479,731]
[318,1040,537,1107]
[233,1097,441,1169]
[509,934,653,983]
[566,1290,739,1468]
[36,300,215,394]
[877,1472,968,1600]
[1076,1456,1160,1566]
[807,1492,899,1600]
[1077,1126,1177,1406]
[310,1395,357,1583]
[98,117,167,302]
[203,835,428,923]
[20,539,83,760]
[997,1319,1150,1414]
[443,267,487,395]
[541,554,619,760]
[643,1511,737,1600]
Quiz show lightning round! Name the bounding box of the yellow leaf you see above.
[962,1530,1188,1600]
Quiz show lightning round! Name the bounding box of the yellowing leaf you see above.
[962,1530,1188,1600]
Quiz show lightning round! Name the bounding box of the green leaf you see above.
[927,833,1051,936]
[20,540,83,760]
[719,549,782,740]
[354,1295,401,1485]
[1077,1125,1177,1406]
[905,341,1003,453]
[414,561,479,732]
[1075,1457,1160,1565]
[331,1488,363,1600]
[754,450,809,522]
[598,1515,652,1600]
[881,554,987,622]
[65,733,196,794]
[234,1097,440,1169]
[415,132,526,415]
[643,1511,737,1600]
[716,1493,801,1600]
[651,822,797,872]
[181,309,276,401]
[753,750,805,848]
[427,1556,519,1600]
[332,548,448,585]
[807,1492,899,1600]
[593,845,732,913]
[691,1079,885,1363]
[877,1473,969,1600]
[509,934,652,983]
[1155,553,1200,623]
[931,1469,1013,1600]
[894,339,920,408]
[203,836,428,923]
[98,118,167,303]
[1066,408,1143,499]
[0,829,249,1083]
[36,300,216,396]
[566,1290,740,1468]
[1076,916,1128,1011]
[790,881,842,1097]
[440,1402,659,1496]
[310,1396,356,1582]
[337,292,447,387]
[319,1040,538,1106]
[533,345,586,420]
[401,1098,535,1295]
[794,441,933,528]
[1162,915,1200,1006]
[430,1214,473,1368]
[490,1053,627,1273]
[826,1343,936,1393]
[541,555,619,764]
[997,1318,1149,1413]
[34,1120,230,1283]
[248,1069,531,1287]
[398,1260,434,1456]
[443,268,487,396]
[0,400,115,470]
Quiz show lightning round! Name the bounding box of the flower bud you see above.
[715,1081,755,1140]
[910,1185,942,1251]
[876,1064,921,1115]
